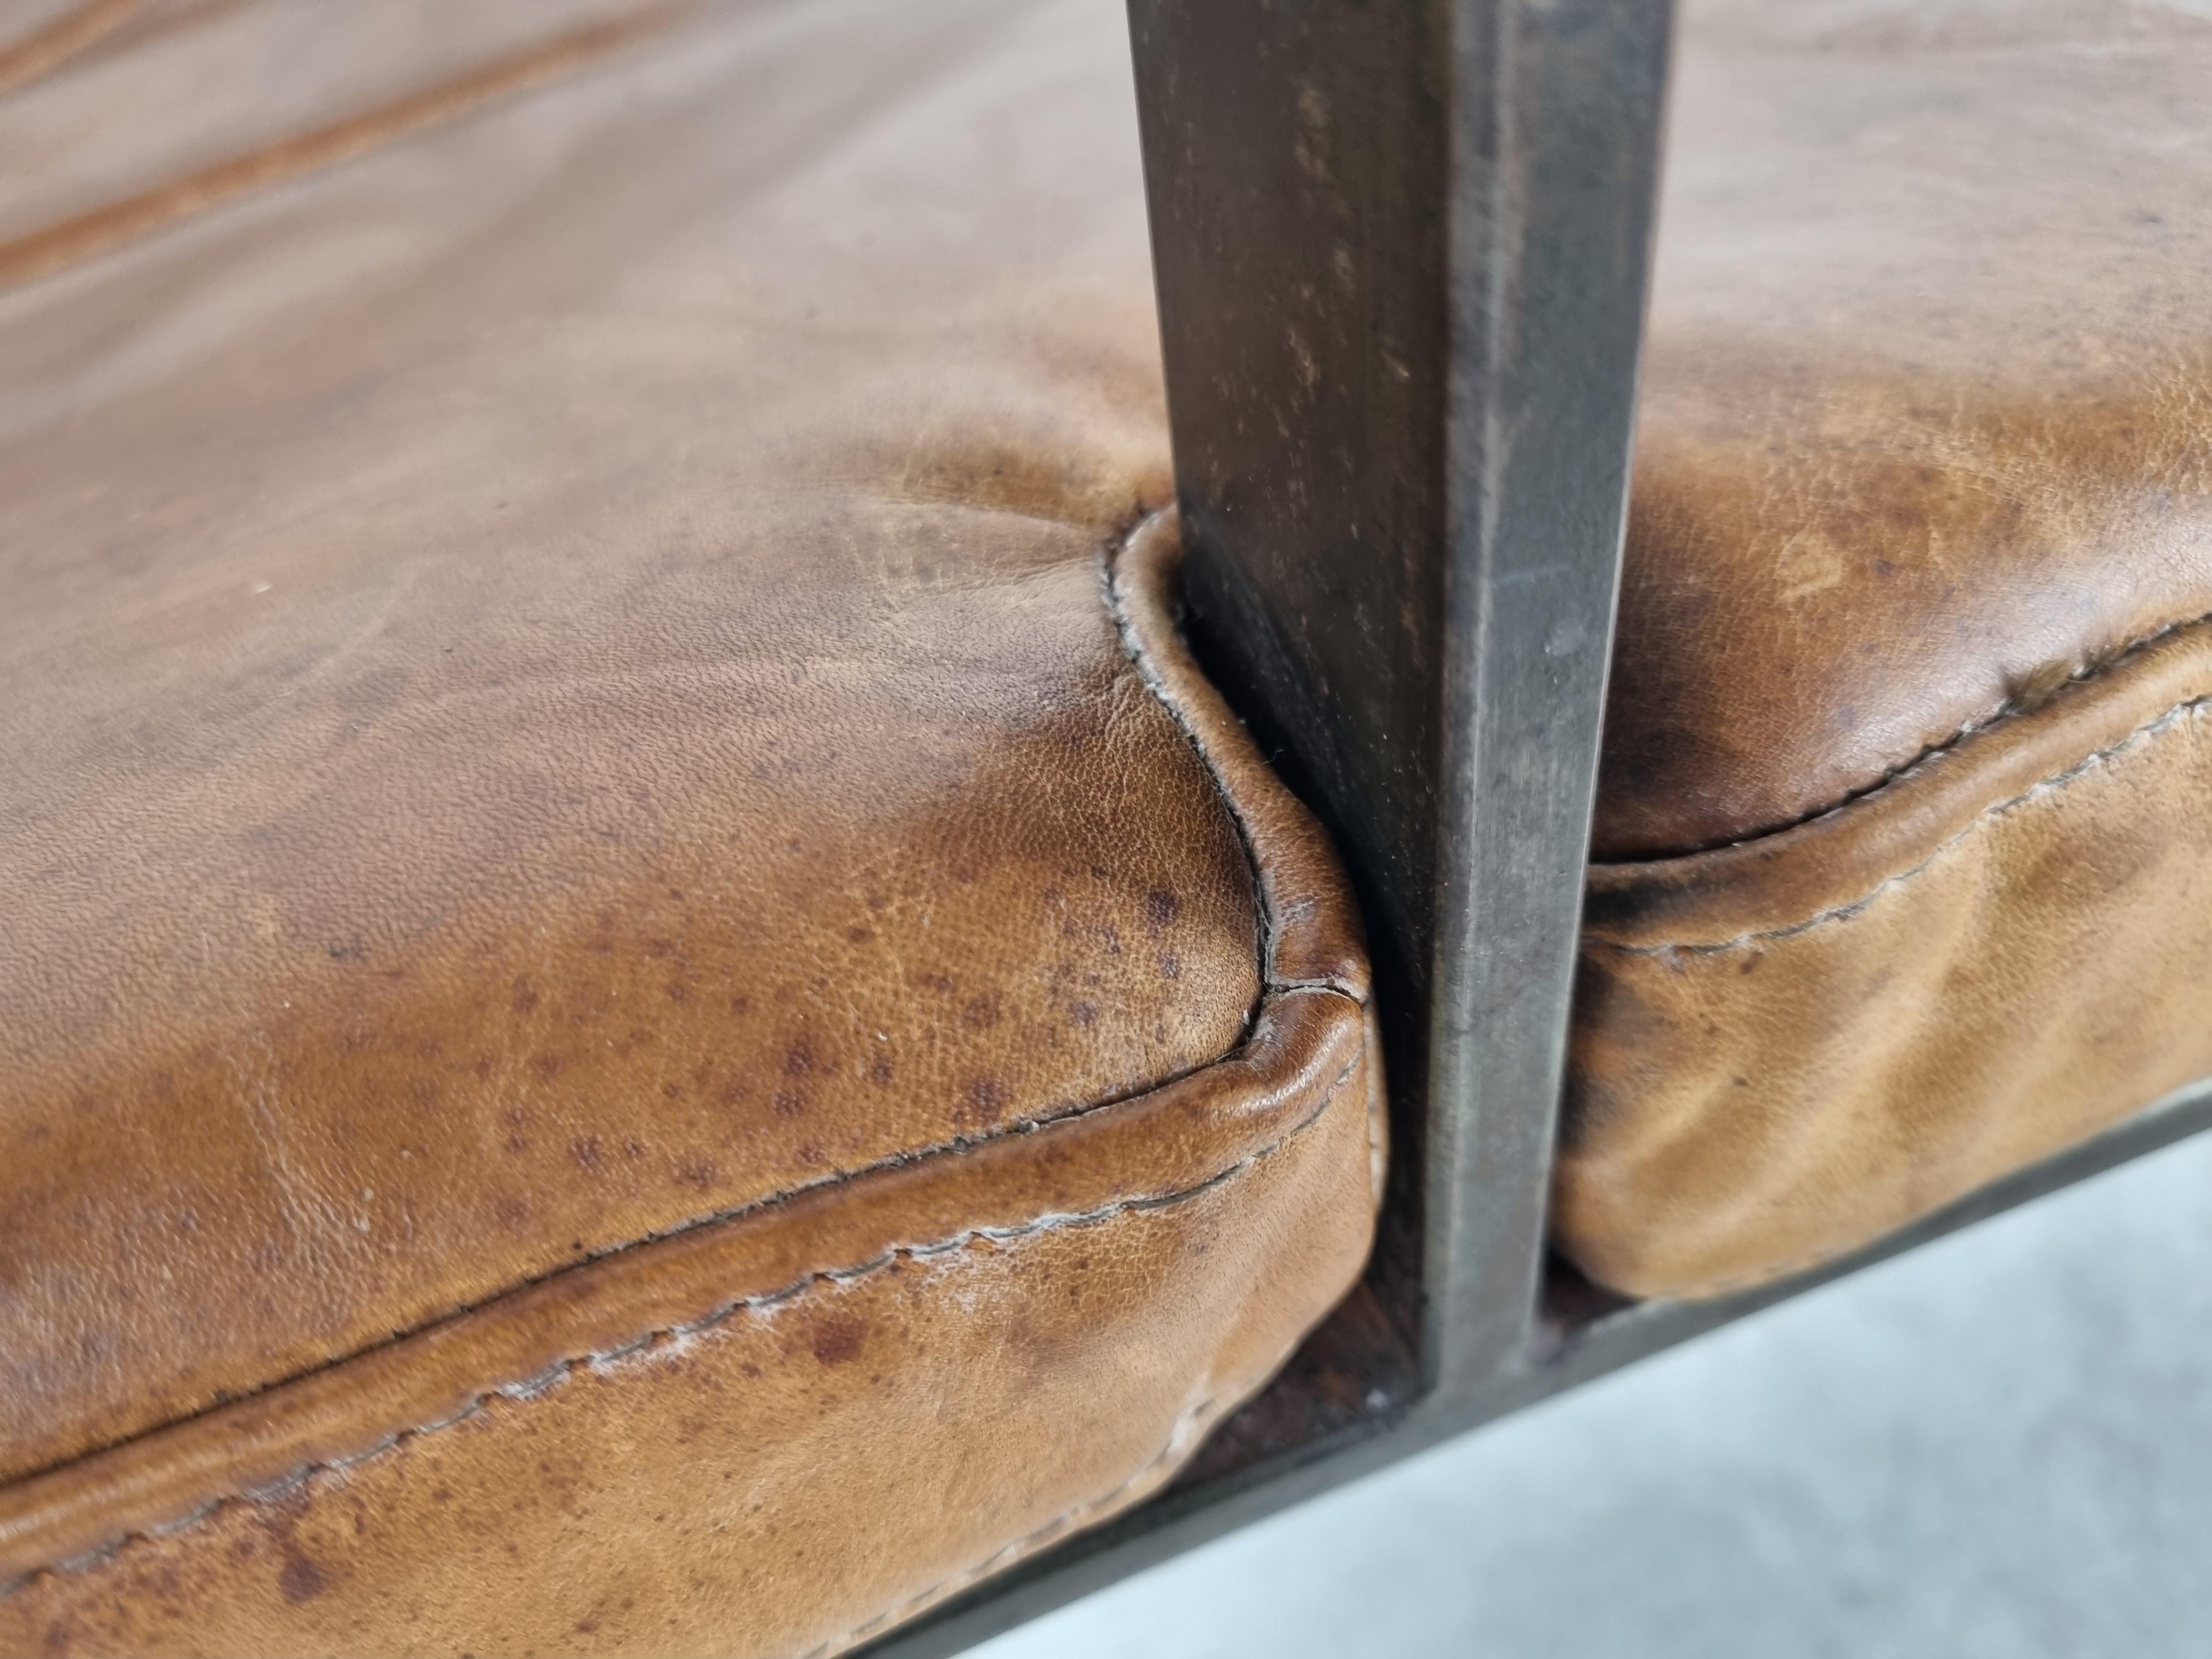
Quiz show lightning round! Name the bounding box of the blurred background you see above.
[979,1132,2212,1658]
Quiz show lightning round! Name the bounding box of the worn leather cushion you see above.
[0,4,1381,1654]
[1557,0,2212,1296]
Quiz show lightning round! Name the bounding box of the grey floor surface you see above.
[974,1132,2212,1659]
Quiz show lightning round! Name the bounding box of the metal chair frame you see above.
[870,4,2212,1650]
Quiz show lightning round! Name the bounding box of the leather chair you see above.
[1,1,2205,1653]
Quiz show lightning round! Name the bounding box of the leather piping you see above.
[1586,615,2212,951]
[0,1048,1352,1600]
[0,512,1301,1493]
[1594,690,2212,955]
[0,512,1373,1646]
[0,0,697,290]
[1594,605,2212,866]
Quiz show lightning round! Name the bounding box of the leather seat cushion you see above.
[1556,0,2212,1295]
[0,4,1380,1652]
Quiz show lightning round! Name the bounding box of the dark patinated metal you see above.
[861,2,2212,1652]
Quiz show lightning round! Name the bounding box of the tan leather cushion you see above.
[1558,0,2212,1296]
[0,4,1380,1652]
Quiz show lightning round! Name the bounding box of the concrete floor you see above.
[977,1132,2212,1658]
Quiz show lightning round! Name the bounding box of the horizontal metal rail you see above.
[873,1073,2212,1657]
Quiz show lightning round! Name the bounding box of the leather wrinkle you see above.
[0,0,699,290]
[1097,523,1272,999]
[0,0,145,95]
[1593,674,2212,955]
[1098,509,1367,1001]
[808,1386,1223,1659]
[0,511,1369,1615]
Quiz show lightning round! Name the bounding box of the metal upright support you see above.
[1129,0,1673,1397]
[865,9,2212,1651]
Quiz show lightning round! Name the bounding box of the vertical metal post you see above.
[1130,0,1672,1398]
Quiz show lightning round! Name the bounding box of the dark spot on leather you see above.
[645,938,675,958]
[962,994,1000,1029]
[1739,953,1762,974]
[278,1548,326,1603]
[493,1194,531,1228]
[674,1159,718,1190]
[41,1622,70,1657]
[783,1041,815,1077]
[729,993,751,1015]
[326,939,367,962]
[1144,888,1180,929]
[868,1055,894,1085]
[505,1133,529,1154]
[623,1137,646,1158]
[1158,952,1181,980]
[772,1089,809,1118]
[510,977,539,1014]
[720,1078,749,1107]
[665,980,687,1002]
[845,925,874,944]
[1069,999,1098,1026]
[662,1081,683,1101]
[530,1052,562,1081]
[569,1136,603,1171]
[810,1316,866,1365]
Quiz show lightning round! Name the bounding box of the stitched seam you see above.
[2,510,1365,1606]
[1098,507,1364,1004]
[1099,506,1276,995]
[0,511,1341,1492]
[1593,691,2212,956]
[1600,606,2212,865]
[0,1063,1352,1601]
[0,1052,1246,1494]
